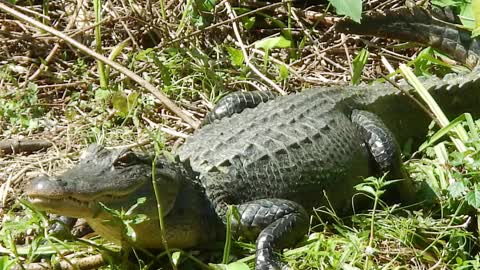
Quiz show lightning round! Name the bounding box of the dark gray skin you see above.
[202,91,277,126]
[26,6,480,270]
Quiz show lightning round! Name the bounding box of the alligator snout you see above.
[26,175,69,199]
[26,174,99,217]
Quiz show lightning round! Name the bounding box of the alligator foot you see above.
[48,216,93,239]
[229,199,309,270]
[48,216,77,239]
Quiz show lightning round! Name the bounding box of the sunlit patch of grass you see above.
[278,180,476,269]
[0,200,121,269]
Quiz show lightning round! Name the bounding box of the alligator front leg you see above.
[230,199,309,270]
[202,91,276,126]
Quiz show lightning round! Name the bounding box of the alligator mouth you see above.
[28,192,132,204]
[28,195,91,208]
[27,192,133,217]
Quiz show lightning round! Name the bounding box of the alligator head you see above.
[25,144,186,247]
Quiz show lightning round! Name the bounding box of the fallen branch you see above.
[224,2,286,95]
[0,139,52,155]
[14,254,106,270]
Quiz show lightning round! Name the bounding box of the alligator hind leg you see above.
[202,91,277,126]
[351,110,402,175]
[351,110,416,203]
[229,199,309,270]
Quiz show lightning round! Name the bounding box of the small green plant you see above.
[93,0,108,88]
[409,113,480,213]
[192,0,217,28]
[0,200,120,269]
[351,48,369,85]
[410,47,459,77]
[0,82,46,132]
[99,198,149,244]
[254,35,291,72]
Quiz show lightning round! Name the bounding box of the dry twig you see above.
[224,1,286,95]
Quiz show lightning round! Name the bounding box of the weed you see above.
[0,83,46,132]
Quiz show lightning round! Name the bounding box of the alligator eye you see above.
[114,152,138,167]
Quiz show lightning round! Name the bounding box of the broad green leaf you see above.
[450,151,467,166]
[473,0,480,37]
[329,0,362,23]
[159,63,172,86]
[209,262,250,270]
[418,113,467,151]
[226,262,250,270]
[0,256,17,270]
[209,264,228,270]
[193,16,208,28]
[112,92,129,117]
[24,118,39,131]
[125,197,147,215]
[112,92,139,117]
[243,16,256,30]
[171,251,182,266]
[351,48,369,85]
[226,47,244,66]
[130,214,148,225]
[152,56,172,86]
[95,88,110,102]
[460,3,475,29]
[278,64,289,80]
[431,0,464,7]
[254,36,291,51]
[127,92,139,110]
[466,186,480,208]
[412,47,453,76]
[125,223,137,240]
[448,181,466,198]
[354,184,376,197]
[98,202,123,218]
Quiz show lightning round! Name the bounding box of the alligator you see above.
[335,6,480,68]
[25,6,480,270]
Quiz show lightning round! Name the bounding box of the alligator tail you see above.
[335,7,480,68]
